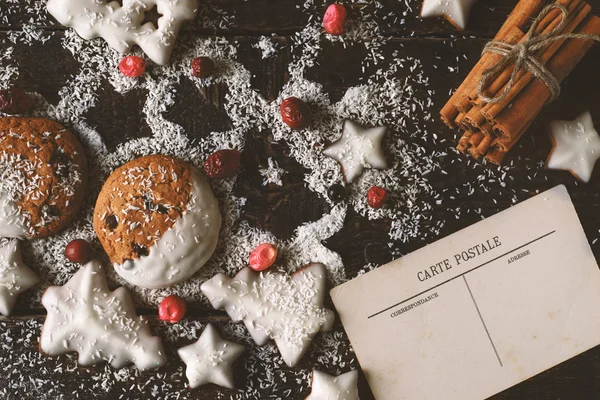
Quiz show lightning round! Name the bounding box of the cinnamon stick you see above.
[485,147,507,164]
[440,0,546,127]
[493,14,600,145]
[455,26,526,116]
[482,1,591,123]
[457,130,474,152]
[468,0,582,108]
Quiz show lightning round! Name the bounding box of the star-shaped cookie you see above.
[0,240,39,316]
[420,0,479,30]
[323,120,387,183]
[546,111,600,183]
[306,370,360,400]
[177,324,245,389]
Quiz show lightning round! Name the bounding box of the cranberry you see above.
[367,186,388,209]
[0,87,33,115]
[249,243,278,272]
[64,239,94,265]
[280,97,312,130]
[204,149,241,179]
[323,4,347,35]
[191,57,215,78]
[158,295,187,323]
[327,183,347,202]
[119,56,146,77]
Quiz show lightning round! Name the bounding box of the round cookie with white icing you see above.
[0,117,88,239]
[93,155,221,289]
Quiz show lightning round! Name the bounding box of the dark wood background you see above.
[1,0,600,399]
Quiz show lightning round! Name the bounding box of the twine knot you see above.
[478,3,600,104]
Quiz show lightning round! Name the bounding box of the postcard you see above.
[331,185,600,400]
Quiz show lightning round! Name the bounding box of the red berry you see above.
[323,4,347,35]
[0,87,33,115]
[158,295,187,323]
[64,239,94,264]
[280,97,312,130]
[249,243,278,272]
[119,56,146,77]
[204,149,241,179]
[191,57,215,78]
[367,186,388,208]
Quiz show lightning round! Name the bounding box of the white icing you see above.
[323,120,387,184]
[0,240,39,316]
[177,323,244,389]
[547,111,600,183]
[40,260,167,371]
[114,168,221,289]
[306,370,360,400]
[200,263,335,367]
[46,0,199,65]
[0,193,28,238]
[420,0,479,30]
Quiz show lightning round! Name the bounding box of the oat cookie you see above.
[0,117,88,238]
[94,155,221,288]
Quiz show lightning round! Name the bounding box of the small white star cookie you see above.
[177,324,244,389]
[323,120,387,183]
[420,0,479,30]
[0,240,39,316]
[306,370,360,400]
[547,111,600,183]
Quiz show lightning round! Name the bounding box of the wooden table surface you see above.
[1,0,600,399]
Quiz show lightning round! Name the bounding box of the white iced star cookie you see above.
[420,0,479,30]
[306,370,360,400]
[46,0,198,65]
[323,120,387,184]
[547,111,600,183]
[201,263,335,367]
[0,240,39,316]
[177,324,245,389]
[40,260,167,371]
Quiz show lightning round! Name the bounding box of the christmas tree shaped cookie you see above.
[40,260,167,370]
[201,263,335,367]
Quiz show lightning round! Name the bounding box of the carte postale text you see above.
[417,236,502,282]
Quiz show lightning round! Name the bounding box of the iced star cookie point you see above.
[0,240,39,316]
[306,370,360,400]
[420,0,479,30]
[547,111,600,183]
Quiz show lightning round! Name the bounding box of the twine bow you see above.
[478,3,600,104]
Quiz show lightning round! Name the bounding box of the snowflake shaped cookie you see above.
[46,0,199,65]
[178,324,245,389]
[546,111,600,183]
[0,240,39,316]
[323,120,387,183]
[40,260,167,370]
[201,263,335,367]
[306,370,360,400]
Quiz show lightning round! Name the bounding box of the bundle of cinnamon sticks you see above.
[441,0,600,164]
